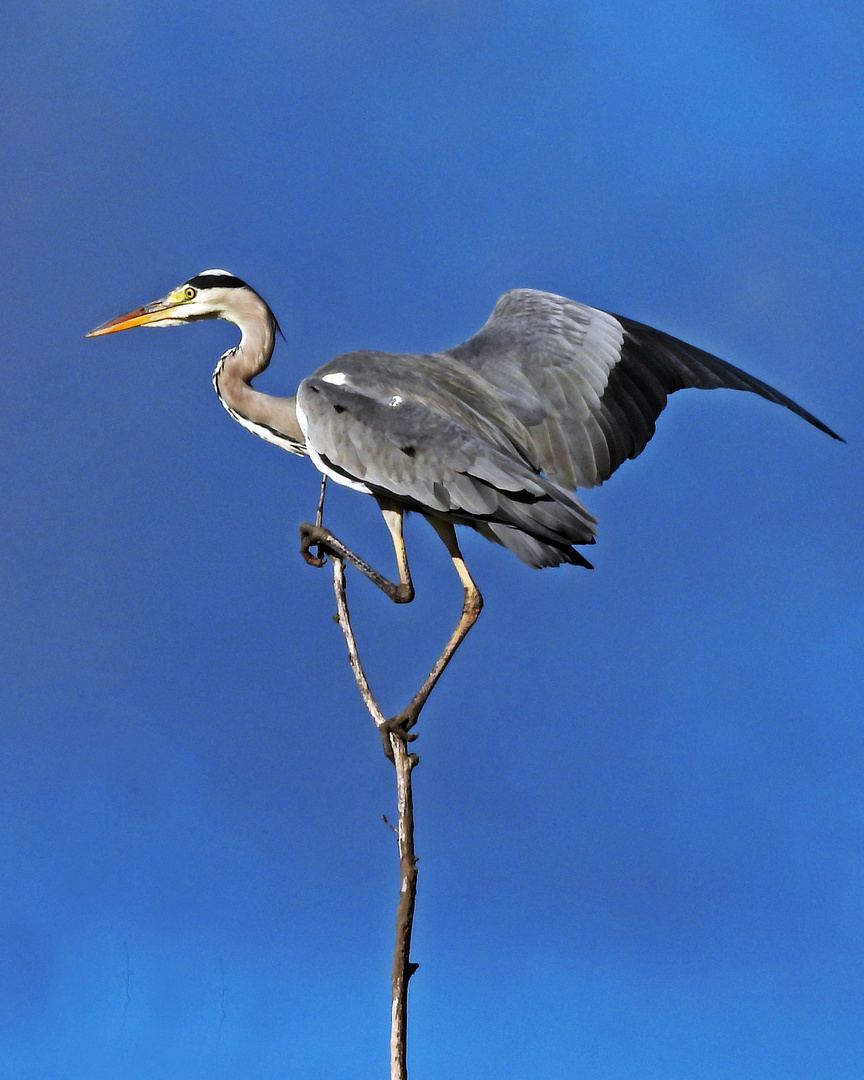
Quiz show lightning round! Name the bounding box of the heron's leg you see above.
[299,498,414,604]
[381,519,483,756]
[377,502,415,603]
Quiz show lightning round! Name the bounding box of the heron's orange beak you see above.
[86,300,178,337]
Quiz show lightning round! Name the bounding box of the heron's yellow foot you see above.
[299,522,414,604]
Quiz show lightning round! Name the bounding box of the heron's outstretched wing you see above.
[445,289,842,491]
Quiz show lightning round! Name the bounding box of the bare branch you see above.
[388,731,418,1080]
[298,477,330,568]
[305,516,480,1079]
[328,555,419,1080]
[330,557,386,728]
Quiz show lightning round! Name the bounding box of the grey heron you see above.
[88,270,841,741]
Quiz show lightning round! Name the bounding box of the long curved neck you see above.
[212,294,306,456]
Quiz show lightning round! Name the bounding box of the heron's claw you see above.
[378,712,419,761]
[299,522,328,567]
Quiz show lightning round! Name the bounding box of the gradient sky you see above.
[2,2,863,1077]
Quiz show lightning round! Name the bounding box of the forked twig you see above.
[303,495,479,1078]
[300,477,330,567]
[329,557,419,1080]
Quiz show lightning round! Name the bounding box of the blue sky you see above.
[2,1,862,1076]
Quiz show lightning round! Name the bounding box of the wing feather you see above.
[296,362,598,566]
[445,289,841,490]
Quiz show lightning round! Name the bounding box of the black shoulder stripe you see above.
[319,452,365,485]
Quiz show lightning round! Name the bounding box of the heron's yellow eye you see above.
[184,286,197,300]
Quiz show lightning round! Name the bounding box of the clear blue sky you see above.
[2,2,862,1077]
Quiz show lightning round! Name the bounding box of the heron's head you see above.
[87,269,275,337]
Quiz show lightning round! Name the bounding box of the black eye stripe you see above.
[185,274,248,291]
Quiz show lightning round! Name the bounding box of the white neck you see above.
[212,292,306,456]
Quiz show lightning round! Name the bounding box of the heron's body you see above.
[297,346,598,568]
[88,270,841,737]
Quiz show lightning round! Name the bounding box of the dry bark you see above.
[330,555,420,1080]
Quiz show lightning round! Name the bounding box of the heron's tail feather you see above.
[485,523,594,569]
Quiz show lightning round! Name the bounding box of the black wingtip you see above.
[800,410,844,443]
[767,404,844,444]
[776,407,844,443]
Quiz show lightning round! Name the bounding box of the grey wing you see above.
[445,289,842,491]
[296,370,598,557]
